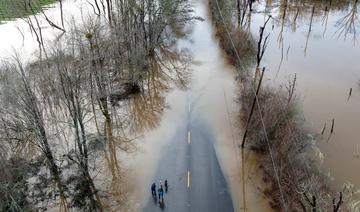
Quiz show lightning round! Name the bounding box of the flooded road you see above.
[129,0,272,211]
[3,0,346,210]
[250,0,360,191]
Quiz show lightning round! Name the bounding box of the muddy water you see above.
[128,0,272,211]
[0,0,288,210]
[250,0,360,190]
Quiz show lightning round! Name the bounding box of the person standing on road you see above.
[151,183,156,197]
[159,180,163,189]
[158,187,161,200]
[159,186,164,203]
[164,179,168,192]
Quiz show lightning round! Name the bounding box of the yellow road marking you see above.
[188,131,191,144]
[187,171,190,188]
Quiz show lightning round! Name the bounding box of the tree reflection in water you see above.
[101,32,192,211]
[262,0,360,43]
[124,50,191,133]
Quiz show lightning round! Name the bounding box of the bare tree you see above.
[0,57,68,210]
[256,15,271,67]
[51,49,103,211]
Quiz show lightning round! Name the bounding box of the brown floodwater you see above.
[0,0,274,210]
[250,0,360,191]
[3,0,359,209]
[126,0,273,211]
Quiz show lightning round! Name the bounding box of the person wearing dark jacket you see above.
[164,179,168,192]
[158,187,164,203]
[151,183,156,197]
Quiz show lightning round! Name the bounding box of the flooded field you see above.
[0,0,92,59]
[250,0,360,190]
[2,0,359,210]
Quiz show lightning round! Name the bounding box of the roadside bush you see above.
[209,0,256,76]
[239,83,348,211]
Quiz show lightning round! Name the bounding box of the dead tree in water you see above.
[256,15,271,67]
[321,123,326,135]
[285,73,297,103]
[347,88,352,101]
[333,192,343,212]
[331,118,335,134]
[241,67,265,148]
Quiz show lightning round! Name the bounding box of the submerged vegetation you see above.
[208,0,255,77]
[0,0,197,211]
[209,0,360,211]
[0,0,56,22]
[1,0,360,211]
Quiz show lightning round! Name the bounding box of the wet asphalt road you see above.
[143,106,234,212]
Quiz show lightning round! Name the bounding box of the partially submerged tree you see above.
[0,57,68,210]
[0,0,198,210]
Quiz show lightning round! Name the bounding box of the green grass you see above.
[0,0,56,23]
